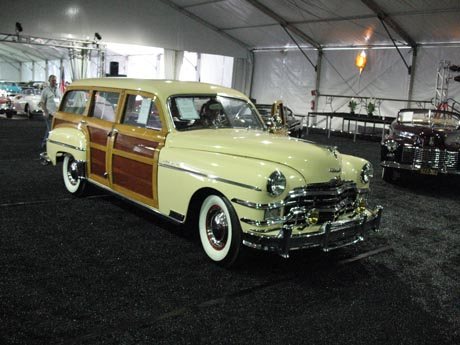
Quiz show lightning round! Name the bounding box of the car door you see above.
[107,91,167,208]
[85,89,121,187]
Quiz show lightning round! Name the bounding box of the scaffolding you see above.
[434,60,451,109]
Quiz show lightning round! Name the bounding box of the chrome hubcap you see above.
[206,205,228,250]
[67,160,79,185]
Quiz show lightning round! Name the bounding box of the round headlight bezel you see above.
[267,170,286,196]
[360,162,374,184]
[384,139,398,152]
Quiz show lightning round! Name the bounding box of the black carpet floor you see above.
[0,113,459,345]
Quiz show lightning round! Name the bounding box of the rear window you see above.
[61,90,90,115]
[91,91,120,122]
[122,94,161,129]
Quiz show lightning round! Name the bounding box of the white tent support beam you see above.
[314,50,323,112]
[182,0,225,9]
[244,0,321,50]
[361,0,416,48]
[407,47,418,107]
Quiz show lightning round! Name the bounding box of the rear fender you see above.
[46,127,87,165]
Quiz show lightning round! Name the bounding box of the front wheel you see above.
[199,194,243,267]
[62,155,87,196]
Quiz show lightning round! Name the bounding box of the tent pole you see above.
[407,47,418,108]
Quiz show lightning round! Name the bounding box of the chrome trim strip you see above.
[232,198,284,210]
[159,162,262,191]
[381,160,460,174]
[48,139,86,152]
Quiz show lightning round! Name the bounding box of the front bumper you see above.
[242,206,383,256]
[381,160,460,175]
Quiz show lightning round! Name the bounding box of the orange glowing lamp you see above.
[355,50,367,74]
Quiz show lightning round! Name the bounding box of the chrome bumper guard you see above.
[242,206,383,257]
[381,160,460,175]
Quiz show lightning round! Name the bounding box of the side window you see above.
[122,94,161,129]
[91,91,120,122]
[61,90,90,115]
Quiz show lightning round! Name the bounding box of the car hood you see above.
[392,122,460,149]
[166,129,342,181]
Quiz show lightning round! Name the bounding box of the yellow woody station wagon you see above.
[46,78,383,267]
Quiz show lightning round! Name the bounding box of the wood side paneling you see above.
[88,127,109,146]
[90,148,106,177]
[112,155,153,198]
[114,134,158,159]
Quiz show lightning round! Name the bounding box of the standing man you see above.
[39,74,60,150]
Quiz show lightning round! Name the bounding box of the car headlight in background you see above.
[360,162,374,183]
[267,170,286,196]
[384,139,398,152]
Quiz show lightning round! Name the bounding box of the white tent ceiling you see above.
[1,0,460,64]
[163,0,460,50]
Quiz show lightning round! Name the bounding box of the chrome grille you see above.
[402,146,459,171]
[284,180,358,224]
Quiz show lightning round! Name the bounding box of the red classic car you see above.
[381,108,460,182]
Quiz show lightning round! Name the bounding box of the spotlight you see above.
[94,32,102,41]
[15,22,23,33]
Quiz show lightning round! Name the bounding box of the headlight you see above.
[384,139,398,152]
[267,171,286,196]
[360,162,374,183]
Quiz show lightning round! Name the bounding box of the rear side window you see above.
[91,91,120,122]
[122,94,161,129]
[61,90,90,115]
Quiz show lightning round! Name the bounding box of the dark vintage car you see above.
[381,108,460,182]
[255,103,303,138]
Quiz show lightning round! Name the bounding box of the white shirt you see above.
[40,86,60,117]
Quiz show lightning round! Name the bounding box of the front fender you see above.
[46,127,87,165]
[341,153,371,189]
[157,148,305,226]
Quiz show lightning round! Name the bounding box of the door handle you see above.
[107,128,119,137]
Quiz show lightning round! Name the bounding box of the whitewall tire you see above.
[199,194,242,267]
[62,155,87,196]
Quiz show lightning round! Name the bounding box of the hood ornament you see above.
[326,146,338,159]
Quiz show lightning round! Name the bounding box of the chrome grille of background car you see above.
[402,147,459,171]
[284,180,358,224]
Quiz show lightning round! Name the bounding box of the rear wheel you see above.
[25,104,32,119]
[199,194,243,267]
[63,155,87,196]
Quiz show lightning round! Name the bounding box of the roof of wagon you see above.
[69,78,248,101]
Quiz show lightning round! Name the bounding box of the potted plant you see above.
[367,99,376,116]
[348,98,357,114]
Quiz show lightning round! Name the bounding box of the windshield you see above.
[398,109,460,128]
[169,95,266,131]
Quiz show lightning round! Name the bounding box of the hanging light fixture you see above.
[355,50,367,74]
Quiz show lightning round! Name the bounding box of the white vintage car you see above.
[46,78,382,267]
[11,87,43,118]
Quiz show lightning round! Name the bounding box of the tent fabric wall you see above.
[251,50,317,115]
[251,46,460,126]
[164,49,184,80]
[318,48,412,116]
[232,56,253,96]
